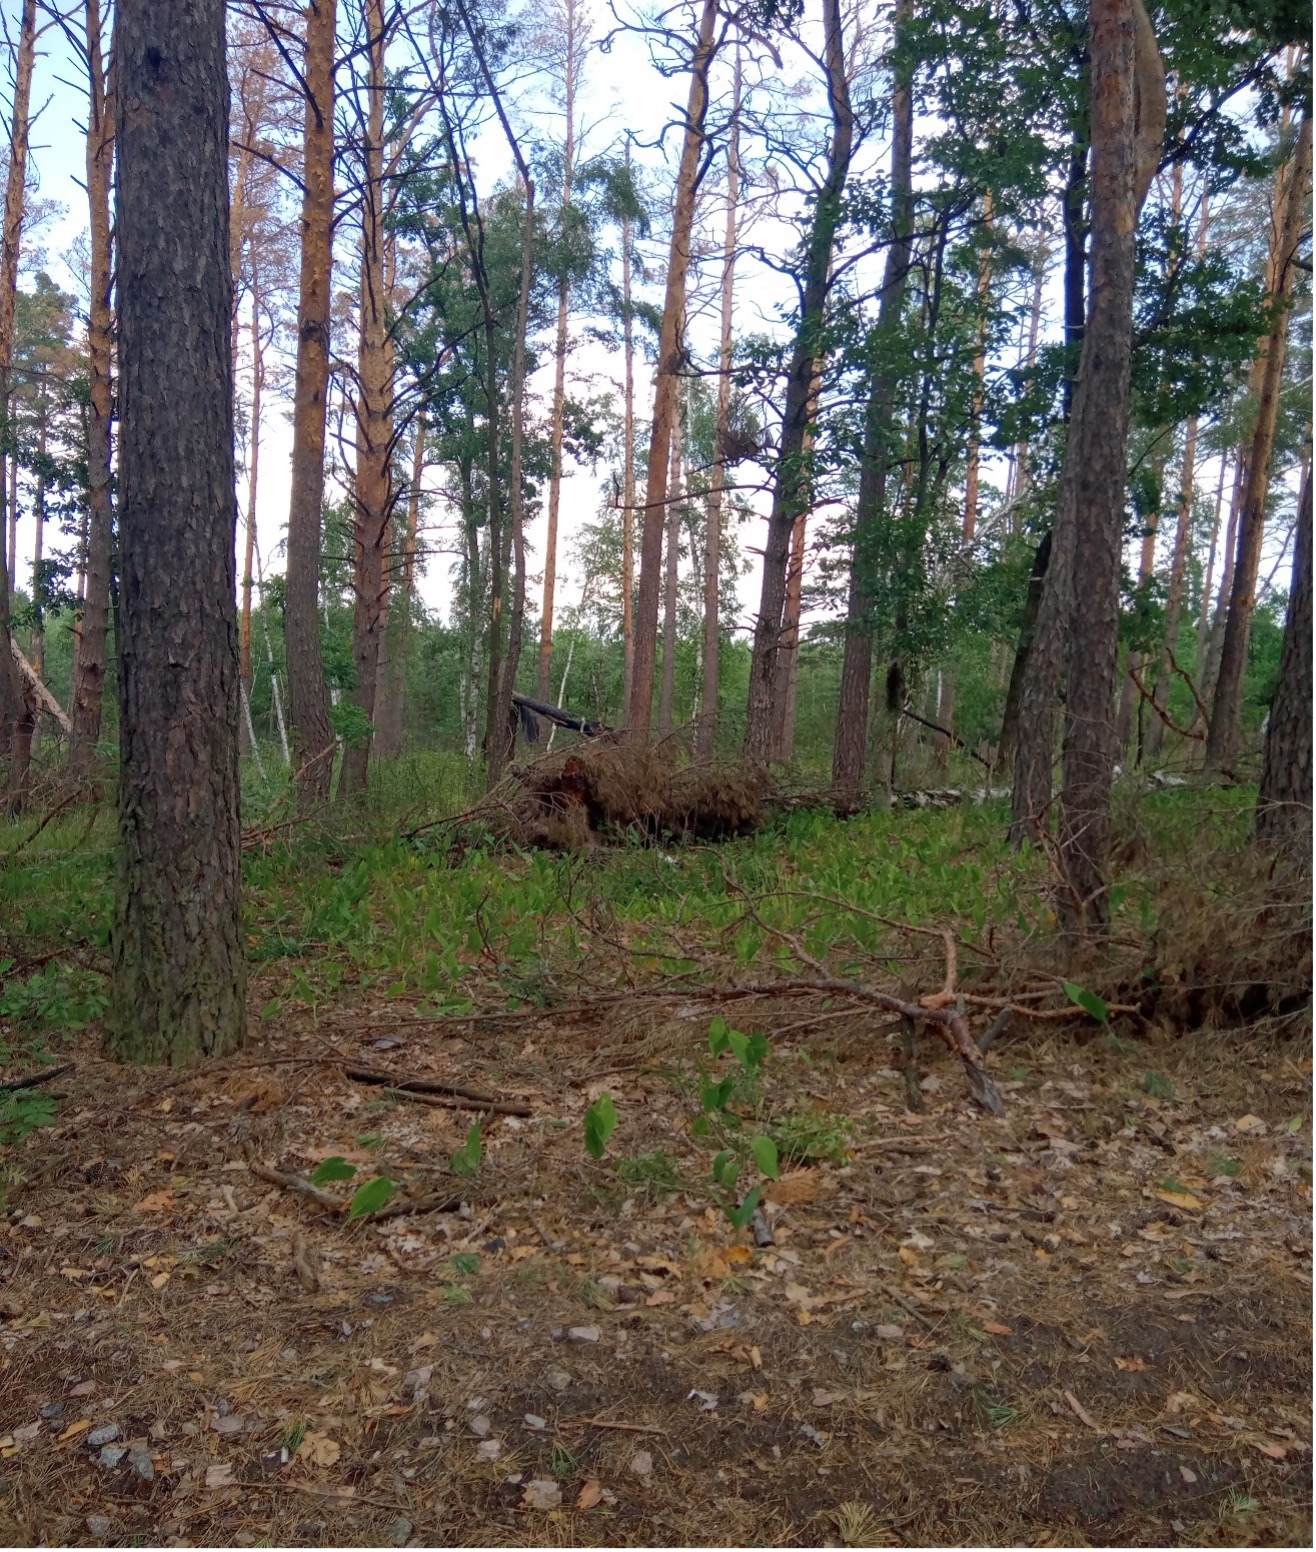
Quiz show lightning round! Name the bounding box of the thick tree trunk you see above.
[694,54,740,762]
[0,0,37,792]
[658,388,685,736]
[1205,114,1312,769]
[1054,0,1164,930]
[831,0,912,806]
[745,0,853,761]
[341,0,391,799]
[284,0,337,804]
[1256,462,1311,842]
[627,0,718,735]
[109,0,245,1063]
[70,0,115,770]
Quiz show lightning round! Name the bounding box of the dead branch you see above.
[1168,647,1212,724]
[345,1065,531,1116]
[11,639,71,732]
[244,1150,343,1209]
[1128,667,1202,741]
[0,1061,74,1093]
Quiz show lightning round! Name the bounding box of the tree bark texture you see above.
[1255,462,1311,843]
[1141,416,1197,762]
[831,0,912,806]
[1205,113,1312,769]
[109,0,246,1063]
[1054,0,1164,930]
[658,385,685,735]
[744,0,853,762]
[341,0,392,798]
[284,0,337,803]
[626,0,718,735]
[239,279,262,756]
[620,190,637,714]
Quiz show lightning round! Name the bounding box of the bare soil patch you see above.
[0,998,1309,1547]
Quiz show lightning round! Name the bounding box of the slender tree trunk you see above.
[658,384,685,735]
[1205,114,1312,769]
[935,189,993,760]
[239,279,262,758]
[70,0,115,770]
[620,188,636,714]
[1200,455,1245,705]
[1193,453,1230,685]
[109,0,245,1062]
[341,0,391,799]
[284,0,337,804]
[694,59,739,761]
[378,420,423,757]
[1006,239,1049,504]
[627,0,718,735]
[0,0,37,790]
[1054,0,1165,930]
[831,0,912,806]
[1255,460,1311,842]
[745,0,853,761]
[30,367,45,754]
[1142,417,1198,761]
[1114,444,1169,754]
[772,362,822,764]
[538,0,581,702]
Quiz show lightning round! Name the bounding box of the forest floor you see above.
[0,775,1309,1547]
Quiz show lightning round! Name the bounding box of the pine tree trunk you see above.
[745,0,853,762]
[1256,461,1311,843]
[109,0,245,1063]
[1055,0,1164,930]
[70,0,114,771]
[284,0,337,804]
[341,0,391,799]
[831,0,912,806]
[1142,415,1197,762]
[1193,453,1230,686]
[0,0,37,794]
[377,420,423,758]
[538,0,580,702]
[1114,445,1168,755]
[620,191,636,714]
[658,389,684,736]
[239,279,262,758]
[694,60,739,762]
[627,0,718,735]
[772,363,822,765]
[1205,114,1312,769]
[30,367,45,755]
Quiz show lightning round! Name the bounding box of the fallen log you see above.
[11,641,71,734]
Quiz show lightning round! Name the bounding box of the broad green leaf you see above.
[310,1156,357,1185]
[450,1120,482,1177]
[1063,981,1109,1025]
[583,1093,618,1160]
[712,1149,736,1186]
[728,1186,761,1231]
[746,1032,769,1068]
[708,1016,731,1057]
[727,1029,751,1067]
[348,1175,394,1220]
[750,1134,779,1181]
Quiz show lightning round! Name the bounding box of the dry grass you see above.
[0,985,1309,1548]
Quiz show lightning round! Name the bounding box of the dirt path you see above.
[0,1009,1309,1547]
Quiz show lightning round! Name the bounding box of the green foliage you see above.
[451,1252,480,1276]
[770,1106,854,1166]
[347,1176,395,1220]
[1063,982,1109,1025]
[615,1150,683,1200]
[1143,1072,1176,1101]
[310,1156,357,1185]
[583,1092,618,1160]
[0,1087,57,1146]
[449,1120,483,1178]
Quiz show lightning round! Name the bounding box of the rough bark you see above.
[284,0,338,804]
[1205,114,1312,769]
[109,0,245,1063]
[377,419,423,758]
[745,0,853,761]
[1255,462,1312,843]
[694,55,739,761]
[620,179,636,714]
[70,0,115,769]
[1054,0,1164,930]
[1193,453,1230,687]
[1141,415,1197,762]
[658,385,685,736]
[341,0,392,799]
[1113,444,1168,755]
[772,362,822,765]
[626,0,718,735]
[831,0,912,806]
[0,0,37,789]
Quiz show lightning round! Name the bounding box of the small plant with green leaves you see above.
[0,1087,58,1147]
[770,1105,854,1166]
[308,1155,395,1220]
[687,1019,780,1231]
[449,1120,482,1177]
[583,1093,618,1160]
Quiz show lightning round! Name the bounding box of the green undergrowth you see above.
[0,759,1265,1042]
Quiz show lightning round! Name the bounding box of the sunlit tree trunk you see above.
[284,0,337,804]
[745,0,853,761]
[239,279,262,758]
[832,0,912,806]
[0,0,38,794]
[377,418,423,758]
[1255,461,1311,843]
[620,171,637,713]
[1193,453,1230,687]
[1142,416,1198,763]
[30,363,46,754]
[772,363,822,765]
[694,54,740,762]
[341,0,391,798]
[109,0,245,1063]
[627,0,718,735]
[658,382,685,736]
[1114,444,1169,755]
[1205,113,1312,770]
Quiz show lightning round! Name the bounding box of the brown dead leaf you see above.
[1232,1114,1265,1134]
[1252,1439,1287,1460]
[1064,1389,1098,1429]
[1114,1356,1151,1372]
[897,1246,920,1268]
[766,1170,818,1207]
[980,1320,1013,1337]
[577,1480,603,1510]
[57,1419,91,1444]
[1155,1189,1204,1211]
[725,1245,753,1266]
[297,1431,341,1468]
[132,1190,176,1214]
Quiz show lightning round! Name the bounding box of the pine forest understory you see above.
[0,0,1310,1546]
